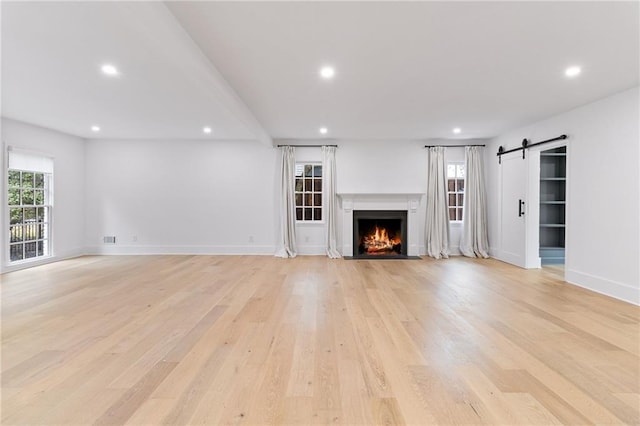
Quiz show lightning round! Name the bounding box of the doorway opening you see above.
[539,146,566,268]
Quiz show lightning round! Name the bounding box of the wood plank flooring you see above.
[1,255,638,425]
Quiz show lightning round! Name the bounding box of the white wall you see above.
[1,118,86,272]
[334,139,486,255]
[0,120,4,272]
[84,139,481,257]
[486,86,640,304]
[337,139,428,255]
[84,139,278,254]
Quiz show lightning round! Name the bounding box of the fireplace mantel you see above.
[338,192,424,257]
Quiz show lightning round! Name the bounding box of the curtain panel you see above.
[460,146,490,258]
[275,146,297,258]
[322,146,341,258]
[425,147,450,259]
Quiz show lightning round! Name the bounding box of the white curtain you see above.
[460,146,490,258]
[275,146,297,258]
[322,146,341,258]
[425,147,450,259]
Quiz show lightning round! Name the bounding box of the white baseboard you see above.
[491,249,526,268]
[85,244,277,256]
[296,245,326,256]
[565,269,639,306]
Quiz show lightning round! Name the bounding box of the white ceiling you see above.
[2,1,638,143]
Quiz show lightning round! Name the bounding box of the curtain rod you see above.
[496,134,567,163]
[424,144,485,148]
[276,144,338,148]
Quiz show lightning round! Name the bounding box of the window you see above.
[8,164,52,263]
[447,163,465,221]
[295,163,322,221]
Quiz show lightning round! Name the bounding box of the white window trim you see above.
[294,162,324,224]
[7,166,54,265]
[447,162,465,223]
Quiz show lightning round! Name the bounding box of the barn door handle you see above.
[518,199,525,217]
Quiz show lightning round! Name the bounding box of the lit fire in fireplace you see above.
[363,226,401,254]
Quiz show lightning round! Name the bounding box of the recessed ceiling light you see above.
[91,125,100,132]
[453,127,461,134]
[101,64,119,76]
[319,127,328,135]
[320,66,335,79]
[203,126,212,134]
[565,66,581,78]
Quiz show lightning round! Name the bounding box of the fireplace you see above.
[353,210,408,259]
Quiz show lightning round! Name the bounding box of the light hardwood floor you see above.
[1,255,638,425]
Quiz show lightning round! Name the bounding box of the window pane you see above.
[458,179,465,192]
[35,190,44,205]
[448,194,456,206]
[313,165,322,177]
[30,223,40,241]
[314,178,322,192]
[10,244,23,261]
[304,194,312,206]
[449,208,456,221]
[37,207,46,221]
[296,208,303,221]
[304,165,313,177]
[304,179,312,192]
[447,164,456,178]
[314,193,322,206]
[448,179,455,192]
[457,208,463,221]
[304,208,312,221]
[37,223,45,239]
[25,207,36,221]
[295,164,304,177]
[9,171,21,188]
[10,208,23,225]
[295,193,302,206]
[24,222,37,242]
[22,172,34,189]
[295,179,303,191]
[10,226,22,242]
[314,208,322,221]
[25,242,37,259]
[457,164,465,178]
[38,241,44,256]
[8,188,20,205]
[35,173,45,189]
[22,190,34,205]
[457,194,464,206]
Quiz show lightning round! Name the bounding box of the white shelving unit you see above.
[539,146,566,264]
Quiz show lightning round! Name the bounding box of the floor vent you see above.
[103,236,116,244]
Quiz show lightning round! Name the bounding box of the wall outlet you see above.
[249,235,254,243]
[132,235,138,242]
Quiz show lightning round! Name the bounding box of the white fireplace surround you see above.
[338,193,424,257]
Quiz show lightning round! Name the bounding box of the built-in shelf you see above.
[539,146,566,265]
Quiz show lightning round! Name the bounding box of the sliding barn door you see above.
[498,153,528,267]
